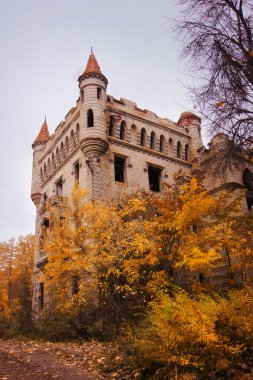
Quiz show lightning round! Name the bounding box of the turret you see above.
[177,112,203,159]
[31,118,50,207]
[78,50,108,159]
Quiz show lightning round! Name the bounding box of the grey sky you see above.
[0,0,205,241]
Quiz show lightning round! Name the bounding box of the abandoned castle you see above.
[31,52,253,315]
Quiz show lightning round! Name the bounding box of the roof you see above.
[33,119,50,146]
[78,51,108,85]
[83,52,102,75]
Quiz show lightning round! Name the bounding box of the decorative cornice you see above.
[106,108,190,139]
[41,143,81,188]
[108,137,192,168]
[31,192,42,206]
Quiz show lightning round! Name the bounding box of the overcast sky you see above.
[0,0,208,241]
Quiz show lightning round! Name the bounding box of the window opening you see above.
[56,178,63,196]
[243,168,253,210]
[74,162,80,182]
[72,275,80,295]
[185,144,189,161]
[140,128,146,146]
[177,141,182,158]
[160,135,165,152]
[148,165,161,192]
[39,282,44,309]
[150,132,156,150]
[120,121,126,140]
[114,156,126,182]
[97,87,101,99]
[109,117,115,137]
[87,109,94,127]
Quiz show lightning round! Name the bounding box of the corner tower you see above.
[177,112,203,159]
[78,51,108,199]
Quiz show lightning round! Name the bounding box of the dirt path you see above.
[0,341,95,380]
[0,339,139,380]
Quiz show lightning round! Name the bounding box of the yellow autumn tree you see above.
[42,175,252,335]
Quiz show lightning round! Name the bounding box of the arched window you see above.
[177,141,182,158]
[160,135,165,153]
[65,136,69,156]
[150,131,156,150]
[43,163,47,179]
[51,153,56,170]
[56,147,60,166]
[243,168,253,210]
[76,124,80,143]
[185,144,190,161]
[40,168,44,182]
[97,87,101,99]
[70,130,75,150]
[87,109,94,128]
[140,128,147,147]
[131,124,137,144]
[109,116,115,137]
[120,121,126,140]
[60,141,65,160]
[169,138,174,156]
[47,158,51,175]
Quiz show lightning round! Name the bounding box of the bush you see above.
[126,287,253,379]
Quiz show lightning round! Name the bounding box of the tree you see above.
[174,0,253,156]
[42,177,253,336]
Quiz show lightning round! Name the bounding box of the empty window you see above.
[81,89,84,101]
[160,135,165,153]
[109,116,115,137]
[74,161,80,182]
[150,132,156,150]
[140,128,147,146]
[185,144,190,161]
[243,168,253,210]
[120,121,126,140]
[76,124,80,143]
[43,193,47,203]
[148,165,161,192]
[72,275,80,295]
[39,282,44,309]
[97,87,101,99]
[70,131,75,150]
[65,137,69,156]
[114,156,126,182]
[56,178,63,196]
[177,141,182,158]
[169,138,174,156]
[87,109,94,128]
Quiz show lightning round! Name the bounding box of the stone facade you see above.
[31,52,253,315]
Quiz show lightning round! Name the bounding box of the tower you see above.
[31,118,50,263]
[78,50,108,200]
[177,112,203,160]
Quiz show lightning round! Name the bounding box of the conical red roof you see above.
[83,52,102,75]
[33,119,50,146]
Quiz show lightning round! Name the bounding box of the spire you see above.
[83,50,102,75]
[33,117,50,147]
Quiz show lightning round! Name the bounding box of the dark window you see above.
[97,87,101,99]
[148,165,161,192]
[60,216,66,225]
[140,128,146,146]
[120,121,126,140]
[109,117,115,137]
[74,162,80,182]
[185,144,189,161]
[87,109,94,128]
[81,89,84,101]
[199,273,205,283]
[43,193,47,203]
[72,275,80,295]
[39,282,44,309]
[160,135,165,152]
[177,141,182,158]
[56,178,63,196]
[243,168,253,210]
[42,218,50,229]
[150,132,156,150]
[114,156,126,182]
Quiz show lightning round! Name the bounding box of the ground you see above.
[0,339,139,380]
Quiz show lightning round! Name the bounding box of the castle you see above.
[31,52,253,315]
